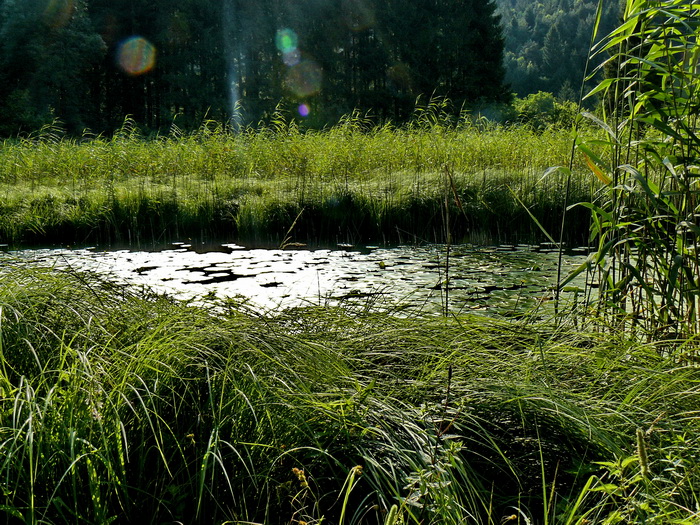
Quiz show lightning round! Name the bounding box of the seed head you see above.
[636,427,649,477]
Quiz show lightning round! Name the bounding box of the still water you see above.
[2,243,589,316]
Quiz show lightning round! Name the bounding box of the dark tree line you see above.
[0,0,509,136]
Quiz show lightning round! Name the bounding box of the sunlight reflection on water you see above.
[2,243,589,317]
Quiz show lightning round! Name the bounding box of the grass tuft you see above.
[0,267,699,523]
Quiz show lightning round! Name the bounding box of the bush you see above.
[513,91,579,130]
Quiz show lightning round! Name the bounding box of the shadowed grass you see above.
[1,266,699,523]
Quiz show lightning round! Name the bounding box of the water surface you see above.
[3,243,588,316]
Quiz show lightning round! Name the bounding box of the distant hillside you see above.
[495,0,622,100]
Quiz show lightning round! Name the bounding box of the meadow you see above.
[0,111,594,248]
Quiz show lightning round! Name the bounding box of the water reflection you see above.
[1,243,589,316]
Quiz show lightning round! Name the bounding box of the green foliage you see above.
[0,89,51,136]
[0,117,593,247]
[1,267,700,523]
[570,0,700,339]
[0,0,106,134]
[513,92,579,130]
[568,431,700,524]
[495,0,620,100]
[0,0,508,135]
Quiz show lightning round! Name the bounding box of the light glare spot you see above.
[117,36,156,76]
[341,0,376,31]
[275,28,298,54]
[284,60,322,97]
[283,49,301,67]
[43,0,74,28]
[298,104,310,117]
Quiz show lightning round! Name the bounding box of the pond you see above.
[2,242,590,317]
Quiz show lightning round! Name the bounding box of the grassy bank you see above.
[1,265,698,524]
[0,118,596,248]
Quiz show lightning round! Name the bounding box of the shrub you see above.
[514,91,579,130]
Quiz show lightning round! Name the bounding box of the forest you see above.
[496,0,620,99]
[0,0,511,135]
[0,0,619,136]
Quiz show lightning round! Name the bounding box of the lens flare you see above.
[98,13,119,46]
[117,36,156,76]
[166,11,191,45]
[284,60,322,98]
[43,0,74,28]
[387,63,412,91]
[275,29,298,54]
[298,104,310,117]
[283,49,301,67]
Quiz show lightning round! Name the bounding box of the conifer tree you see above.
[0,0,511,134]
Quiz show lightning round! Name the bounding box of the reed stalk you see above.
[564,0,700,341]
[0,115,593,247]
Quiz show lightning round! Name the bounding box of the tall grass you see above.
[568,0,700,339]
[0,112,595,247]
[1,266,700,523]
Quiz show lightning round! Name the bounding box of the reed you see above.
[1,266,699,524]
[4,4,700,523]
[566,0,700,340]
[0,114,595,248]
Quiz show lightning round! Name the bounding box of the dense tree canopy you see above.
[495,0,621,100]
[0,0,509,135]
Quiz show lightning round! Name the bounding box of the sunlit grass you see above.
[0,117,596,247]
[1,266,698,523]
